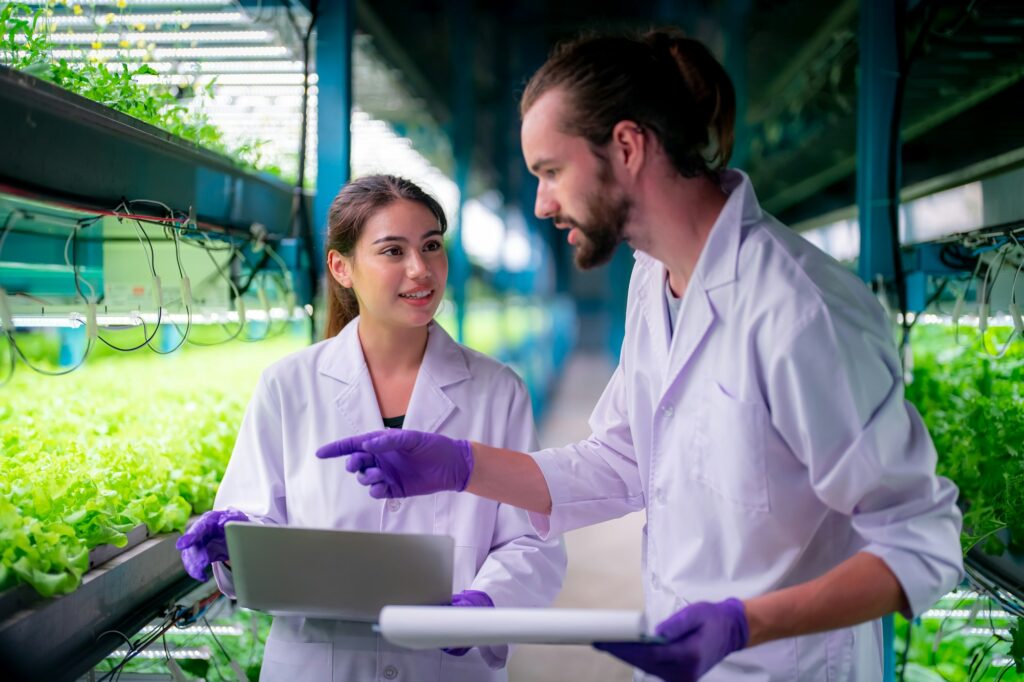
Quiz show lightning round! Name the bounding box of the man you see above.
[317,30,963,681]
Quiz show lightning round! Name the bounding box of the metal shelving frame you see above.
[0,61,301,680]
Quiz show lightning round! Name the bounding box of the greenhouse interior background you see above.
[0,0,1023,680]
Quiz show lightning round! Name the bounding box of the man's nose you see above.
[535,185,558,219]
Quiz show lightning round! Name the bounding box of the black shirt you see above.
[382,415,405,429]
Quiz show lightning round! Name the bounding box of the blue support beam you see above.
[858,3,900,679]
[856,0,900,285]
[449,0,474,344]
[314,0,353,289]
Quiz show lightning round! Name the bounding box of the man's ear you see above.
[611,120,646,179]
[327,249,353,288]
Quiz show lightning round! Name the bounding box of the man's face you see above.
[521,90,632,269]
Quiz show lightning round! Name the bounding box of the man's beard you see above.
[565,180,632,270]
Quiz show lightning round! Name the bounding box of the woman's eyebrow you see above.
[372,229,443,245]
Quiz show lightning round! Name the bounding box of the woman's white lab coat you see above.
[529,170,963,681]
[212,319,567,682]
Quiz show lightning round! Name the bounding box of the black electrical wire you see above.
[177,243,248,346]
[237,249,272,296]
[10,331,94,376]
[96,613,178,682]
[202,615,234,678]
[905,277,949,334]
[0,332,15,387]
[146,213,193,355]
[62,206,163,353]
[891,1,942,356]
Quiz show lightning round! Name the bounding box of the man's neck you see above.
[639,172,728,298]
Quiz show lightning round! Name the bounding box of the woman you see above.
[177,175,566,681]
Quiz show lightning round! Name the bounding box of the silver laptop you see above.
[224,522,454,621]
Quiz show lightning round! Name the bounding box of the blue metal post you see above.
[856,0,899,284]
[314,0,353,284]
[449,0,474,344]
[857,1,899,680]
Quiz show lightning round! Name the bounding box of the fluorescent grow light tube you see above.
[48,30,274,45]
[48,12,251,27]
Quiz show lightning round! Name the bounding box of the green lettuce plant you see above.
[907,324,1024,554]
[0,336,301,597]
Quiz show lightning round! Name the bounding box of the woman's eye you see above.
[382,247,402,257]
[423,240,443,252]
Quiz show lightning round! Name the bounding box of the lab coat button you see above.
[662,405,674,417]
[383,665,399,679]
[387,499,401,512]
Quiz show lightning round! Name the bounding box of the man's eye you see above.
[546,169,558,179]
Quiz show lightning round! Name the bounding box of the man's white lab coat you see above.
[530,170,963,681]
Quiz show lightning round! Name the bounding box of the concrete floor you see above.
[508,352,646,682]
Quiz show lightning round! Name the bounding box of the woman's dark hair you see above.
[520,28,735,178]
[324,174,448,338]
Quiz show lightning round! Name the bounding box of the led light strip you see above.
[12,307,303,328]
[52,45,290,59]
[141,624,243,636]
[48,12,250,27]
[921,608,1012,619]
[23,0,235,5]
[108,647,211,660]
[47,30,274,45]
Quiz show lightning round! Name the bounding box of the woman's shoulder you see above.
[258,335,342,383]
[435,331,527,394]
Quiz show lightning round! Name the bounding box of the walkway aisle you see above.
[509,352,645,682]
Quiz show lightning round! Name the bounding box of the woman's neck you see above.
[357,318,429,377]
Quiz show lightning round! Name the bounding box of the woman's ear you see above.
[327,249,353,288]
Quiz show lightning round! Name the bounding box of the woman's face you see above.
[328,199,448,331]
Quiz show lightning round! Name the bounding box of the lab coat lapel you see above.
[663,284,716,398]
[660,170,757,398]
[636,254,673,363]
[316,318,385,434]
[404,322,470,433]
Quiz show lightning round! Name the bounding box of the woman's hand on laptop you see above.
[443,590,495,657]
[315,430,473,498]
[175,508,249,581]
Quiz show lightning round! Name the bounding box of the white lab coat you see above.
[529,170,963,681]
[212,319,567,682]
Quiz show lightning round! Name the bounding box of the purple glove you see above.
[443,590,494,657]
[594,598,748,682]
[315,430,473,499]
[175,509,249,581]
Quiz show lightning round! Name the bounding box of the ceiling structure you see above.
[20,0,1024,232]
[357,0,1024,229]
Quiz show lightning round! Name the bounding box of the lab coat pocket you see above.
[692,382,771,513]
[259,637,332,681]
